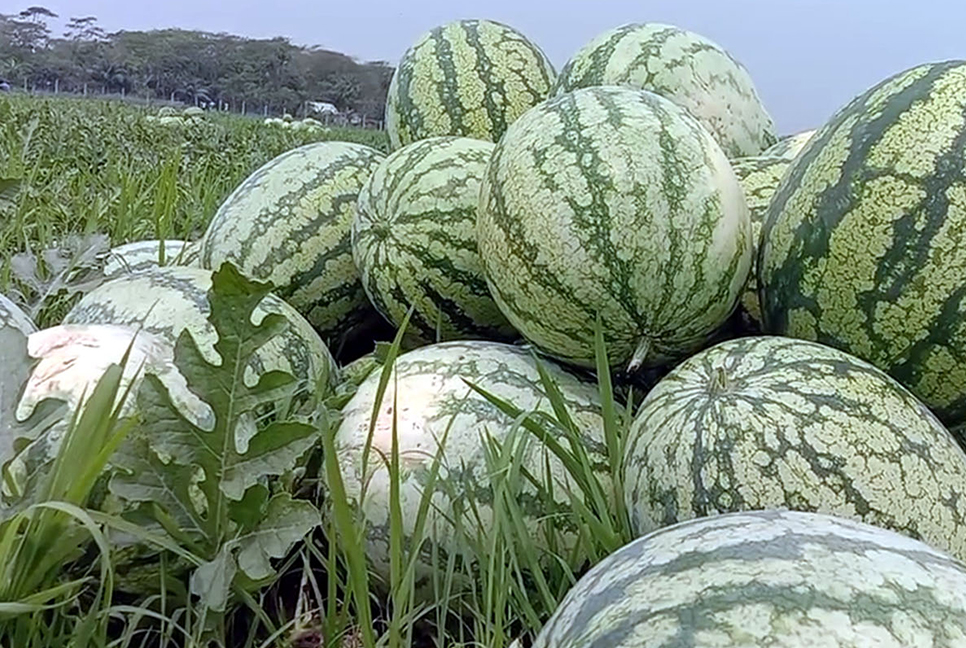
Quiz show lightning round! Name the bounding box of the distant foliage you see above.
[0,7,394,119]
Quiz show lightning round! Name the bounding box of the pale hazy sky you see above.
[5,0,965,134]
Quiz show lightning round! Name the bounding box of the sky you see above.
[6,0,966,134]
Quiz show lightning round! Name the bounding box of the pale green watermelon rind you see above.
[103,239,194,278]
[477,85,752,371]
[198,141,385,346]
[530,509,966,648]
[730,155,793,327]
[329,340,617,595]
[0,293,36,336]
[385,19,557,149]
[622,334,966,565]
[552,22,777,158]
[761,128,816,160]
[352,136,518,345]
[757,59,966,425]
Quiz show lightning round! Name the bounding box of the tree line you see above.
[0,6,396,120]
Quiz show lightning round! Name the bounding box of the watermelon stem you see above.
[710,365,730,393]
[628,338,650,373]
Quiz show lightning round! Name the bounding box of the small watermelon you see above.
[623,335,966,563]
[730,155,793,328]
[759,60,966,426]
[531,509,966,647]
[477,85,751,372]
[385,19,556,149]
[762,128,816,160]
[62,266,339,402]
[352,136,516,345]
[553,23,777,158]
[328,340,615,600]
[199,141,385,352]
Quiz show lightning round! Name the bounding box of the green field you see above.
[0,94,389,326]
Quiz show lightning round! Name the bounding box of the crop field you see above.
[0,95,389,327]
[6,15,966,648]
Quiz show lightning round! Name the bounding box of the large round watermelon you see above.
[731,155,793,328]
[0,293,35,336]
[352,136,516,346]
[62,266,339,401]
[530,509,966,647]
[385,19,556,149]
[758,60,966,426]
[198,141,385,351]
[552,23,777,158]
[477,85,752,373]
[623,335,966,563]
[328,340,615,601]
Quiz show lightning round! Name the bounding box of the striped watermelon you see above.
[62,266,339,403]
[198,141,385,351]
[758,60,966,426]
[385,19,556,149]
[1,293,35,336]
[329,340,615,600]
[762,128,816,160]
[531,509,966,648]
[103,239,197,278]
[623,335,966,563]
[477,85,752,373]
[552,23,777,158]
[731,155,793,328]
[352,136,516,346]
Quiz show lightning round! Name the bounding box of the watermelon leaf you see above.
[234,493,319,581]
[191,544,237,613]
[108,262,323,617]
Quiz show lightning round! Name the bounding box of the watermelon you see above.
[0,293,35,336]
[9,324,209,465]
[552,23,777,158]
[731,155,793,328]
[61,266,339,403]
[623,335,966,563]
[328,340,615,600]
[531,509,966,648]
[762,128,816,160]
[758,60,966,426]
[352,136,516,346]
[385,19,556,149]
[103,239,196,278]
[477,85,752,373]
[198,141,385,351]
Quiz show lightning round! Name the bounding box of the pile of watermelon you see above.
[8,16,966,647]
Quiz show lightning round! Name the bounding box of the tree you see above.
[0,15,395,119]
[64,16,106,42]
